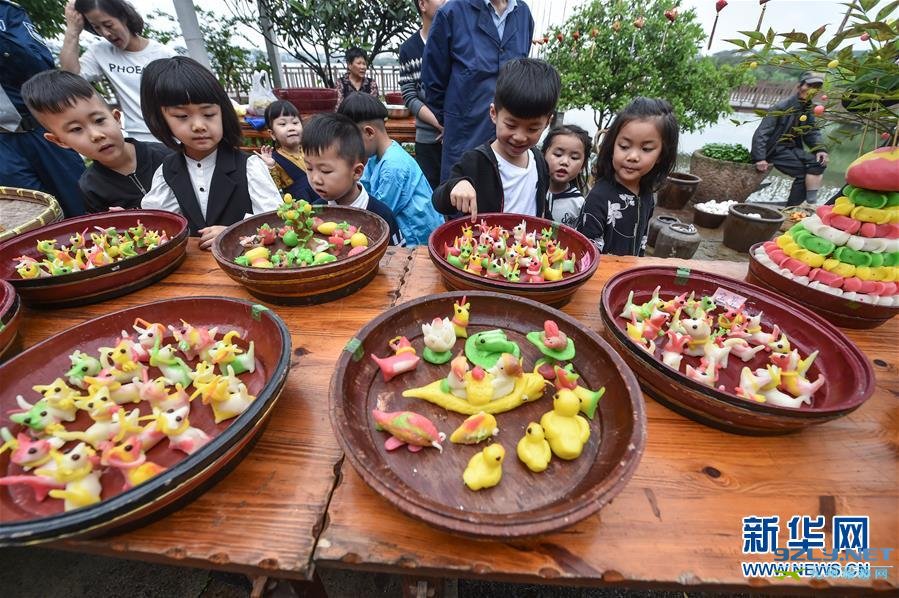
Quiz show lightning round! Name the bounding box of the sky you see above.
[126,0,880,56]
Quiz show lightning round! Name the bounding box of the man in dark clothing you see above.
[398,0,446,191]
[0,0,86,216]
[751,71,828,206]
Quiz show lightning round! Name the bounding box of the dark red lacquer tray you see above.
[0,279,21,359]
[600,266,875,435]
[427,213,598,307]
[330,291,644,538]
[0,210,188,308]
[0,297,290,545]
[212,206,388,305]
[747,242,898,329]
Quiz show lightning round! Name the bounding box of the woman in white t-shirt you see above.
[60,0,175,143]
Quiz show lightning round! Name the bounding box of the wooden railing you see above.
[729,82,795,111]
[224,64,404,101]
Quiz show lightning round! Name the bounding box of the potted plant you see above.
[690,143,768,203]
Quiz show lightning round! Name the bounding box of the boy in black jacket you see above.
[432,58,559,222]
[21,70,170,212]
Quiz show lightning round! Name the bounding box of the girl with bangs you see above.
[140,57,281,249]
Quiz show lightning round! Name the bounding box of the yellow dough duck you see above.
[463,443,505,490]
[516,422,552,472]
[539,389,591,460]
[403,354,546,415]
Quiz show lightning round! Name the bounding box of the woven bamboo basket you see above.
[0,187,64,243]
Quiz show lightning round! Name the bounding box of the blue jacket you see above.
[0,0,54,112]
[422,0,534,181]
[361,140,442,246]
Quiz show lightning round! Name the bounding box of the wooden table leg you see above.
[401,576,451,598]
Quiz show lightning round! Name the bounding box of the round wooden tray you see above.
[747,242,898,329]
[212,207,389,305]
[427,213,599,307]
[0,187,64,243]
[600,266,876,435]
[0,297,291,545]
[0,210,189,308]
[0,280,21,360]
[330,290,645,538]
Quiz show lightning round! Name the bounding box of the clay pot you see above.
[656,172,701,209]
[690,150,767,203]
[722,204,785,253]
[692,206,727,229]
[654,222,701,259]
[273,87,339,114]
[647,215,680,247]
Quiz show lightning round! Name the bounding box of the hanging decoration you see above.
[708,0,728,50]
[660,8,678,52]
[630,15,645,54]
[756,0,772,32]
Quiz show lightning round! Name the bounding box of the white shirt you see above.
[141,151,282,222]
[328,185,370,210]
[495,149,538,216]
[80,39,176,142]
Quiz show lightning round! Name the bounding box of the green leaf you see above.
[859,0,879,11]
[876,0,899,21]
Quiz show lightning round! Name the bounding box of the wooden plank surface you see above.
[315,248,899,593]
[11,241,411,580]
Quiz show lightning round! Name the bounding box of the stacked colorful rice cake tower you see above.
[754,147,899,307]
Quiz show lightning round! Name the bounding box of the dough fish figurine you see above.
[372,409,445,452]
[449,411,499,444]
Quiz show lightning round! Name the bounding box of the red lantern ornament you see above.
[556,32,565,42]
[572,30,581,40]
[665,8,678,22]
[709,0,728,50]
[633,16,646,29]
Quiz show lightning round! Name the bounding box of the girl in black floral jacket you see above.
[578,98,679,256]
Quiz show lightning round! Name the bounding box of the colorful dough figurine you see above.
[30,378,81,422]
[421,317,456,364]
[207,331,256,375]
[464,329,521,368]
[449,411,499,444]
[0,428,64,471]
[100,433,167,490]
[65,350,102,388]
[372,409,445,452]
[370,336,421,382]
[149,341,194,388]
[517,422,552,473]
[463,443,505,490]
[527,320,575,378]
[38,443,102,511]
[151,405,211,455]
[539,389,591,460]
[552,366,605,420]
[403,357,546,415]
[451,296,471,339]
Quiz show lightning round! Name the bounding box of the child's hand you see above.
[449,180,478,222]
[198,226,226,251]
[256,145,276,169]
[64,0,84,32]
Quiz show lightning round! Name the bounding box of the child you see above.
[542,124,591,227]
[138,56,282,249]
[257,100,319,203]
[338,92,441,246]
[432,58,559,222]
[20,69,171,212]
[577,97,678,256]
[301,113,405,246]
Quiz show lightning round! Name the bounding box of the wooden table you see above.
[13,241,410,582]
[315,249,899,594]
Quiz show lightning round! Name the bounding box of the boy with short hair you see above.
[21,69,170,212]
[301,112,405,246]
[432,58,559,222]
[337,92,441,246]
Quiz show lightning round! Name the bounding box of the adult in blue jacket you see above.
[0,0,85,216]
[422,0,534,182]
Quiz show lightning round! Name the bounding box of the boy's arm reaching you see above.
[432,151,477,216]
